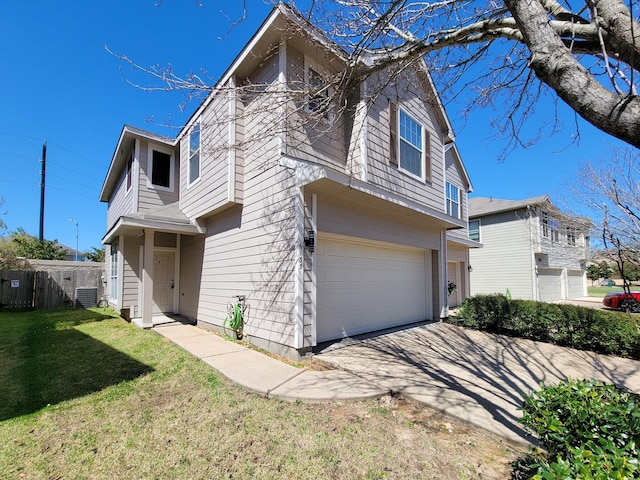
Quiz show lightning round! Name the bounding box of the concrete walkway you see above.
[153,321,640,447]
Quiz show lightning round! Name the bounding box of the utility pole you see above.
[39,140,47,241]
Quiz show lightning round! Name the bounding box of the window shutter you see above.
[424,130,431,180]
[389,101,398,167]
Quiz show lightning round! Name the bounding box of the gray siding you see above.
[365,68,445,211]
[469,210,535,299]
[284,44,348,170]
[106,168,134,229]
[445,147,470,243]
[179,233,205,321]
[180,93,233,219]
[312,189,443,251]
[187,69,301,350]
[121,234,143,316]
[136,140,179,213]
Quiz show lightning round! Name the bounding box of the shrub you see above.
[453,294,512,331]
[449,294,640,359]
[520,379,640,479]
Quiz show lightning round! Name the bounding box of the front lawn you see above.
[0,309,519,479]
[588,285,624,297]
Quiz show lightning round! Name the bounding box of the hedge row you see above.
[447,294,640,359]
[520,379,640,479]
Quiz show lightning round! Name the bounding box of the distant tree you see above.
[573,150,640,276]
[0,198,6,233]
[598,261,614,281]
[11,228,66,260]
[619,261,640,282]
[586,264,601,285]
[85,246,105,263]
[0,240,28,270]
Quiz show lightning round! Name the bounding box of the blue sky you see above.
[0,1,629,253]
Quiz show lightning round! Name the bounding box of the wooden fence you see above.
[0,268,104,310]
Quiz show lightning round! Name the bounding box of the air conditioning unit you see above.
[75,287,98,309]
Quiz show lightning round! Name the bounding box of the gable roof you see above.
[468,195,551,218]
[178,2,456,143]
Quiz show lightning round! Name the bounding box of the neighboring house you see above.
[100,3,474,358]
[61,246,86,262]
[468,195,590,302]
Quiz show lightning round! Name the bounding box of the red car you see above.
[603,291,640,312]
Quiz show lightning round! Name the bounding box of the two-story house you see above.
[468,195,590,302]
[100,3,474,358]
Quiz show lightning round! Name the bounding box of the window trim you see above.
[566,226,577,246]
[398,109,425,180]
[304,55,333,121]
[109,240,119,302]
[188,123,201,187]
[469,219,481,242]
[446,182,461,218]
[125,150,133,194]
[147,144,175,192]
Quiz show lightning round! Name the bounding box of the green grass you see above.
[0,309,519,479]
[588,285,624,297]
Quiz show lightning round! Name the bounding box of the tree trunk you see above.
[504,0,640,148]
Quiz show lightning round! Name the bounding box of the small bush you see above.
[520,379,640,479]
[449,294,640,359]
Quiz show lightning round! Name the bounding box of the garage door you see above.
[538,268,562,302]
[567,270,585,298]
[316,235,429,343]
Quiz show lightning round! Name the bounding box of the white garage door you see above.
[567,270,586,299]
[316,235,429,343]
[538,268,562,302]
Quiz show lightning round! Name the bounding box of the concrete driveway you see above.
[315,322,640,446]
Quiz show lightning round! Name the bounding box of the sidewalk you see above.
[152,323,387,401]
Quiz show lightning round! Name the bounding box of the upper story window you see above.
[399,110,423,178]
[125,151,133,192]
[469,219,480,242]
[541,211,559,242]
[188,123,201,185]
[446,182,460,218]
[566,226,577,246]
[389,103,431,181]
[148,146,174,192]
[305,57,333,120]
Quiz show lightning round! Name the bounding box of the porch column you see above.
[439,230,448,318]
[141,228,155,328]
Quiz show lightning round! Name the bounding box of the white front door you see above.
[153,251,175,313]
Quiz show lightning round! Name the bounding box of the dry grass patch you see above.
[0,310,523,479]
